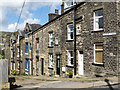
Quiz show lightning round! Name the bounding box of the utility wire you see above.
[14,0,26,32]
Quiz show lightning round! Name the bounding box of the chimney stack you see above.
[55,9,59,14]
[61,1,64,14]
[48,9,59,21]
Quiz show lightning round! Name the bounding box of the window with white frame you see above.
[94,44,103,64]
[11,50,13,58]
[36,57,39,69]
[11,62,13,70]
[67,50,73,66]
[36,38,39,50]
[49,54,53,68]
[94,9,103,31]
[17,61,19,69]
[64,0,76,9]
[76,24,81,35]
[67,24,73,40]
[49,33,53,46]
[55,37,58,45]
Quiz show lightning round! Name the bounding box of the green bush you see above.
[12,70,17,75]
[16,72,19,75]
[49,73,54,77]
[69,71,73,76]
[21,72,26,76]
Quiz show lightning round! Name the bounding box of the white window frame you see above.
[64,0,76,9]
[37,58,39,69]
[76,24,81,35]
[11,50,13,58]
[67,24,73,40]
[94,9,103,31]
[94,44,103,64]
[36,39,39,50]
[11,62,13,71]
[67,50,73,66]
[49,33,53,46]
[55,37,59,45]
[49,54,53,68]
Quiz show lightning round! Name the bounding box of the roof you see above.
[32,2,85,34]
[18,30,24,37]
[29,24,42,31]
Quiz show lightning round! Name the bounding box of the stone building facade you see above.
[32,2,119,77]
[5,1,120,77]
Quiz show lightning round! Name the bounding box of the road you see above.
[9,75,119,90]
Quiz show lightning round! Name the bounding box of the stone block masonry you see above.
[0,59,10,90]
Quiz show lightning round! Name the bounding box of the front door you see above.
[41,58,44,75]
[56,55,60,75]
[78,51,84,75]
[20,62,23,74]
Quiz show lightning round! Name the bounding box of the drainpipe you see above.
[31,32,33,75]
[74,7,76,75]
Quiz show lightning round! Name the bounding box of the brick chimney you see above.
[48,9,59,21]
[61,1,64,14]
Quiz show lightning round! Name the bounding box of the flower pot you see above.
[69,75,73,78]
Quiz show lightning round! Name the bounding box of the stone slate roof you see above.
[18,30,24,37]
[29,24,42,31]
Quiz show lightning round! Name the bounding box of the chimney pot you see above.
[55,9,59,14]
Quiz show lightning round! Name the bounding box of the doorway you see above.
[78,51,84,75]
[56,55,60,75]
[41,58,44,75]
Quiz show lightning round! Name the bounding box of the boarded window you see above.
[94,44,103,64]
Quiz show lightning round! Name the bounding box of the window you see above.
[36,38,39,50]
[36,57,39,69]
[11,62,13,70]
[76,24,81,35]
[49,33,53,46]
[94,9,103,31]
[64,0,76,9]
[11,50,13,58]
[55,37,58,45]
[67,50,73,66]
[26,43,28,53]
[49,54,53,68]
[67,24,73,40]
[94,44,103,64]
[26,59,28,69]
[17,61,19,69]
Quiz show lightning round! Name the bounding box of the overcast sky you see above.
[0,0,62,32]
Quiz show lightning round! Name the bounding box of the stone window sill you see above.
[66,40,73,42]
[48,67,53,70]
[91,30,104,33]
[66,65,74,68]
[92,63,104,66]
[48,46,53,48]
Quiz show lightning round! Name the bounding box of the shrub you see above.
[69,71,73,76]
[12,70,17,75]
[16,72,19,75]
[21,72,26,76]
[49,73,54,77]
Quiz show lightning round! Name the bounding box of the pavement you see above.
[9,75,120,89]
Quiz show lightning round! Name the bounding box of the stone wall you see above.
[32,2,119,77]
[0,59,8,83]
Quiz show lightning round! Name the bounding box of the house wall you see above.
[32,2,119,77]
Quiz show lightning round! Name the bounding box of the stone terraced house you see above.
[5,1,120,77]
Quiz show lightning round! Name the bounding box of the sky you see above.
[0,0,62,32]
